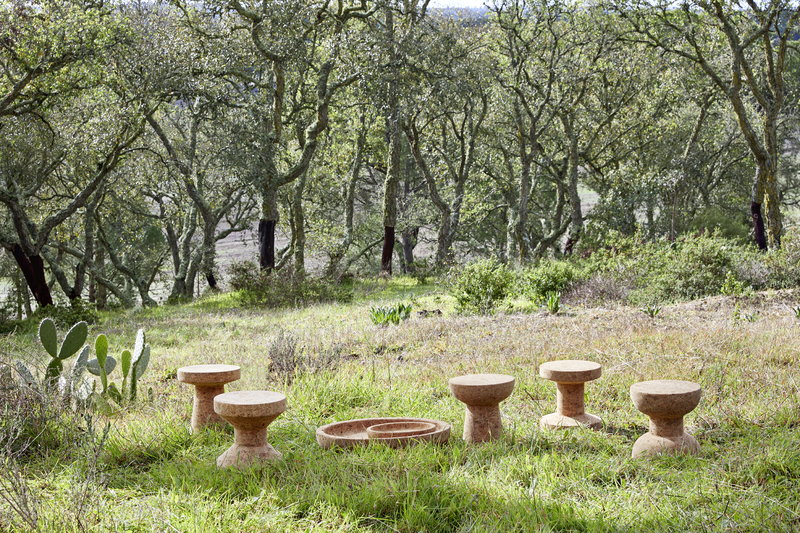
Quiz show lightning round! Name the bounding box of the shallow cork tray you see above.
[316,417,451,449]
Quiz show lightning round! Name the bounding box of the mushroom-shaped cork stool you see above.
[214,390,287,468]
[538,360,602,430]
[449,374,515,443]
[630,380,701,458]
[177,364,240,432]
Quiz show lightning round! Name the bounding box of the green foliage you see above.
[688,207,751,241]
[450,258,514,315]
[791,306,800,320]
[229,261,353,308]
[369,303,412,326]
[640,304,662,318]
[520,261,582,303]
[719,271,751,296]
[577,232,765,305]
[544,291,561,315]
[31,300,99,327]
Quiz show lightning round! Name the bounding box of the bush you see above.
[762,234,800,289]
[31,300,99,327]
[579,232,756,305]
[519,261,583,303]
[450,258,514,315]
[228,261,352,307]
[631,234,742,303]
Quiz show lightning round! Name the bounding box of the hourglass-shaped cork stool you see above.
[177,364,241,432]
[214,390,287,468]
[449,374,515,443]
[539,360,602,430]
[630,380,701,458]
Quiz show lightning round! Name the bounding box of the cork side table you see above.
[630,380,701,458]
[177,364,241,432]
[449,374,515,443]
[214,390,287,468]
[539,360,602,430]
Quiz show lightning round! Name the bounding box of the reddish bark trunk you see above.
[8,244,53,308]
[259,219,276,271]
[750,201,768,251]
[381,226,395,275]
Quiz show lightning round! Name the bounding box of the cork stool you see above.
[214,390,287,468]
[538,360,602,430]
[630,380,701,458]
[449,374,515,443]
[177,364,241,432]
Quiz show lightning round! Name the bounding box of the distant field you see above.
[2,280,799,531]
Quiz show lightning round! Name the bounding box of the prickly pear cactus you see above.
[129,329,150,400]
[37,318,88,387]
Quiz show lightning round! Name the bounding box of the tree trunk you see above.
[291,173,308,278]
[95,245,107,309]
[562,118,582,256]
[381,226,395,275]
[259,186,279,271]
[401,227,418,272]
[762,168,781,249]
[749,166,769,251]
[8,244,53,308]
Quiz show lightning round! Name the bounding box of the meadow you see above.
[2,279,799,532]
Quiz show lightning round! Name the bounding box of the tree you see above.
[217,0,372,271]
[616,0,800,249]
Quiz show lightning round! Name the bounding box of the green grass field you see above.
[2,279,799,532]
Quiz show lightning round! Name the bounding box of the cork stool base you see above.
[539,360,602,430]
[449,374,515,443]
[630,380,701,458]
[214,390,287,469]
[177,364,240,433]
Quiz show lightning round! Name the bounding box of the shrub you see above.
[519,261,582,303]
[450,258,514,315]
[31,300,99,327]
[228,261,352,307]
[762,234,800,289]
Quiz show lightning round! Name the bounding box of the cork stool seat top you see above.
[177,364,241,385]
[538,360,602,430]
[214,390,287,419]
[539,360,601,383]
[630,379,702,458]
[630,380,701,418]
[449,374,515,406]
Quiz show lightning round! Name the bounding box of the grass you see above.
[2,279,800,531]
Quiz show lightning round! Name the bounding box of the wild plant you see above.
[545,292,561,315]
[370,303,413,326]
[640,304,662,318]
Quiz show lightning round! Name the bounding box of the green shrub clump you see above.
[228,261,352,307]
[450,258,514,315]
[519,261,582,303]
